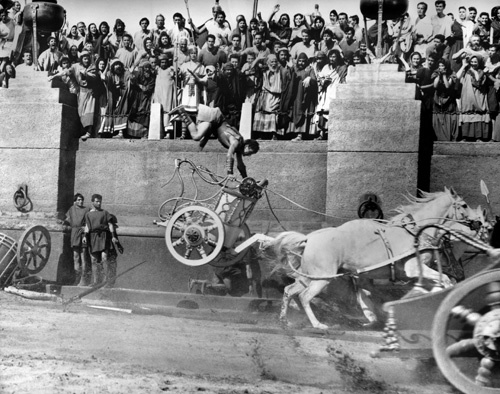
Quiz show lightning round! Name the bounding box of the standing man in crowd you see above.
[83,194,117,286]
[64,193,90,286]
[430,0,452,41]
[413,2,433,46]
[152,14,167,46]
[38,36,63,72]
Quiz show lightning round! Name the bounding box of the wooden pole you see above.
[31,3,39,70]
[376,0,383,58]
[363,16,370,49]
[253,0,259,19]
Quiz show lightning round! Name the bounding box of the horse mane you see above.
[388,189,450,224]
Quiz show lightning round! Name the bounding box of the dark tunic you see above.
[66,205,90,247]
[84,209,112,254]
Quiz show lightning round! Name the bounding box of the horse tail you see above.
[262,231,307,275]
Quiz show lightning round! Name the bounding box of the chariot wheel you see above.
[165,206,225,266]
[209,224,251,268]
[432,269,500,393]
[16,225,51,274]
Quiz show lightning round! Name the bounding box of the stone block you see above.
[0,87,77,107]
[347,65,406,83]
[0,103,80,149]
[335,83,416,100]
[326,152,419,224]
[328,99,421,152]
[148,103,163,140]
[0,149,62,213]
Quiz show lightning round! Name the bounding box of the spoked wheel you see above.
[165,206,225,266]
[432,269,500,393]
[16,225,51,274]
[210,224,251,268]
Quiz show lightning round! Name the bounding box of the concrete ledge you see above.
[336,83,416,100]
[433,141,500,156]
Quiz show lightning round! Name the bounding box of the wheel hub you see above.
[183,225,205,246]
[474,309,500,361]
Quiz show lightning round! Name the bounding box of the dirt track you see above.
[0,291,456,394]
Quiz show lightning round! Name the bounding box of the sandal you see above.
[291,135,302,142]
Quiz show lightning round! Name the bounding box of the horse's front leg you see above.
[355,286,378,326]
[280,281,306,326]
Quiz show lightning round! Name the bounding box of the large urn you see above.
[22,0,65,33]
[360,0,409,20]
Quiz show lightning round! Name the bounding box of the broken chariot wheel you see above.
[16,225,51,274]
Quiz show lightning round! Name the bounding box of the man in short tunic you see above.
[83,194,117,285]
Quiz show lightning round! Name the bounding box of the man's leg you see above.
[72,247,81,285]
[90,252,104,285]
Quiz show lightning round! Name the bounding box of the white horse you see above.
[264,187,479,330]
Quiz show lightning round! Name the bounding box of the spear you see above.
[62,260,148,309]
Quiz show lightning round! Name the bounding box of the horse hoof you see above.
[314,323,329,330]
[362,321,381,329]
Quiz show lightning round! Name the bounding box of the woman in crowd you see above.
[128,61,156,138]
[316,49,347,140]
[95,21,113,62]
[432,58,458,141]
[290,13,309,48]
[291,52,317,141]
[232,15,251,50]
[473,12,491,48]
[310,16,325,45]
[402,51,424,83]
[66,25,83,50]
[94,57,110,137]
[456,54,490,141]
[86,23,101,51]
[0,62,15,88]
[268,5,292,47]
[253,54,282,140]
[134,36,156,68]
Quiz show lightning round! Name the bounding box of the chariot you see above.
[155,159,267,268]
[374,223,500,394]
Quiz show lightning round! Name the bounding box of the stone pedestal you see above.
[0,68,80,282]
[326,64,421,223]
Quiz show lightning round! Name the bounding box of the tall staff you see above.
[183,0,196,45]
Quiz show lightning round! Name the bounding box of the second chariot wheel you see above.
[432,269,500,393]
[165,206,225,266]
[16,225,51,274]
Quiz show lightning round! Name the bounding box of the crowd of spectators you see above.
[1,1,500,142]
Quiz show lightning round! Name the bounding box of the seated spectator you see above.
[339,27,359,64]
[103,19,129,55]
[198,34,227,68]
[151,14,167,46]
[16,50,33,70]
[38,36,63,72]
[169,13,193,45]
[357,41,376,64]
[0,61,14,88]
[68,45,79,64]
[290,29,315,64]
[311,50,328,77]
[115,33,138,71]
[241,31,270,60]
[318,29,342,56]
[133,17,153,51]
